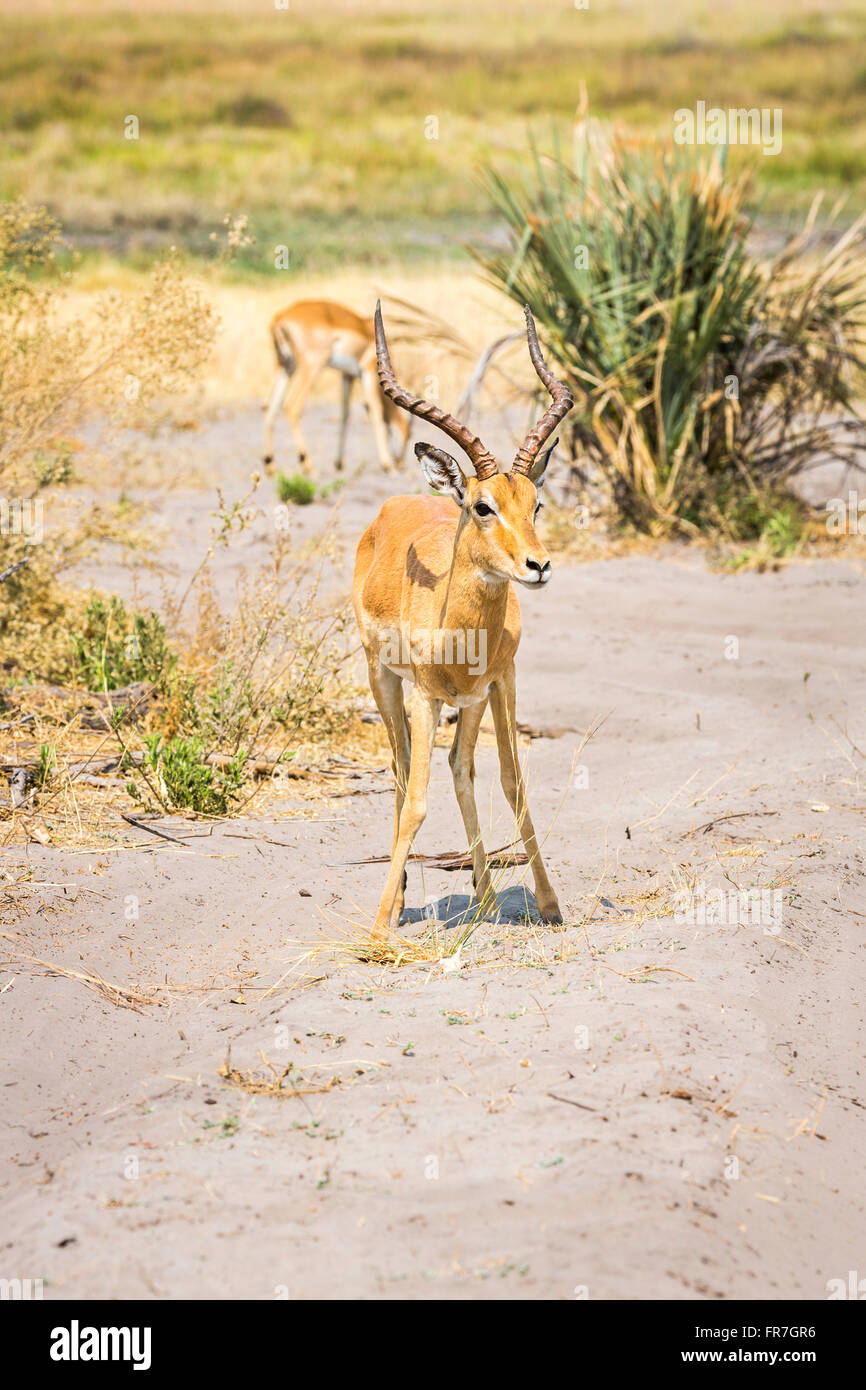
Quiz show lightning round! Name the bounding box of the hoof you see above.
[540,908,563,926]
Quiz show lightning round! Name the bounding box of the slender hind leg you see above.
[263,368,291,471]
[335,373,354,472]
[283,353,328,476]
[372,688,441,938]
[448,702,495,914]
[393,413,411,468]
[489,666,562,924]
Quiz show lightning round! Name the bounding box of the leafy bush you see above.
[70,596,175,691]
[477,133,866,536]
[117,512,359,819]
[0,200,217,679]
[134,734,247,816]
[276,471,316,506]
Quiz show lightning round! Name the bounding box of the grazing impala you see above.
[263,299,411,476]
[353,302,574,939]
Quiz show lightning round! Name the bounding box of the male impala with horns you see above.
[353,302,574,940]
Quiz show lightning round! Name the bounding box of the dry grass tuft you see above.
[217,1049,388,1099]
[0,931,164,1013]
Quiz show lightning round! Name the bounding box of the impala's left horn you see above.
[374,302,499,481]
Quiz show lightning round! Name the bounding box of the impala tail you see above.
[270,320,296,374]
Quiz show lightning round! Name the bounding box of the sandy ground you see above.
[2,400,865,1301]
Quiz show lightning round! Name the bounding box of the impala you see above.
[263,299,411,476]
[353,301,574,939]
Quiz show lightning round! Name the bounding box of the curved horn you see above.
[512,305,574,475]
[374,302,498,481]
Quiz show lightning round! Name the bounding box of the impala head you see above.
[374,302,573,587]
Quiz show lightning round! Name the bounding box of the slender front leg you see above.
[366,658,410,920]
[361,368,394,473]
[448,701,495,915]
[489,666,562,924]
[371,687,441,939]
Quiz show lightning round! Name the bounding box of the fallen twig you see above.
[120,813,191,846]
[0,557,30,584]
[685,810,780,838]
[333,842,528,871]
[546,1092,598,1112]
[0,714,36,732]
[516,721,575,740]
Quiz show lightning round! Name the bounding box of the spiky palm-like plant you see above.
[477,133,866,536]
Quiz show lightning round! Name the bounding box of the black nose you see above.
[526,557,551,578]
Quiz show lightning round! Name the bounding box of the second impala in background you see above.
[263,299,412,477]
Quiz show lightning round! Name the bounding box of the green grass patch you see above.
[0,1,863,269]
[275,472,317,506]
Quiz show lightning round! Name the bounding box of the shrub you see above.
[477,133,866,536]
[0,205,361,835]
[276,471,316,506]
[215,95,293,129]
[0,200,217,679]
[70,596,175,691]
[117,510,360,820]
[134,734,247,816]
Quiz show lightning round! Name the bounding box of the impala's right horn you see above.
[512,306,574,476]
[374,302,499,481]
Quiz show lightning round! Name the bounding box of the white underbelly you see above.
[381,659,415,682]
[447,689,491,708]
[380,659,489,708]
[328,346,362,377]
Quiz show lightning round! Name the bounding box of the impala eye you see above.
[474,502,494,518]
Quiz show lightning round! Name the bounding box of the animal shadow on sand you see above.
[401,884,542,930]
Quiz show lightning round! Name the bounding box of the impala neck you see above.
[439,512,510,645]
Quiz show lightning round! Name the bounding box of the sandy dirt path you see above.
[2,404,864,1300]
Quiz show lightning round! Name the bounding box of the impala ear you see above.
[528,437,558,491]
[414,441,467,503]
